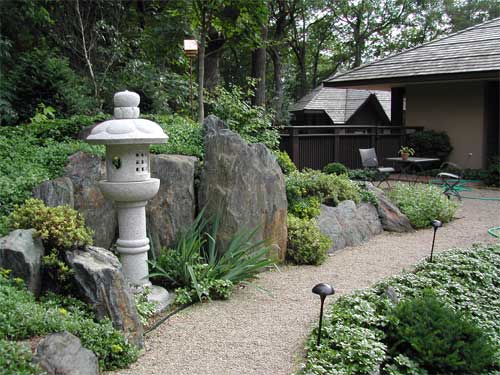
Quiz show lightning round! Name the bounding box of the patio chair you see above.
[437,162,467,200]
[359,148,395,188]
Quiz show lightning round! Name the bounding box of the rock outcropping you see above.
[198,116,287,260]
[317,201,383,252]
[0,229,44,296]
[367,185,413,232]
[66,246,144,348]
[34,332,99,375]
[147,154,198,255]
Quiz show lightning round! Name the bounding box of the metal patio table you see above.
[386,157,440,184]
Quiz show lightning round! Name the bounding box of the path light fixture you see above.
[430,219,442,262]
[86,90,170,309]
[312,283,335,346]
[183,39,198,120]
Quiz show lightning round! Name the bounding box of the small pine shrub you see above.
[323,162,348,175]
[388,183,459,228]
[386,291,498,374]
[286,214,331,265]
[274,150,297,175]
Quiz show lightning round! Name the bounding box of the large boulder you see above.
[317,201,382,252]
[65,246,144,348]
[198,115,287,260]
[64,152,117,248]
[367,185,413,232]
[34,332,98,375]
[0,229,44,296]
[147,154,197,255]
[32,177,74,208]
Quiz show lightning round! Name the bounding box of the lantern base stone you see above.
[148,285,173,313]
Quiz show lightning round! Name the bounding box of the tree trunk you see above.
[198,25,206,124]
[251,26,268,107]
[269,46,284,124]
[204,31,224,92]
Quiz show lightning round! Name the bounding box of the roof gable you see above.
[290,85,391,123]
[325,17,500,86]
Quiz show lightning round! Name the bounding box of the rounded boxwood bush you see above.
[286,214,331,265]
[323,162,348,176]
[407,130,453,160]
[386,291,498,374]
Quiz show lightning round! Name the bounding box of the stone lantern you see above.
[86,91,169,305]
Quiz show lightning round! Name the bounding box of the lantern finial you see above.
[114,90,140,119]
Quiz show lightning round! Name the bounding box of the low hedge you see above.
[299,244,500,375]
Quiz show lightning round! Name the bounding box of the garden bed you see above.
[298,244,500,375]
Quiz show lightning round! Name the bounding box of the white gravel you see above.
[112,187,500,375]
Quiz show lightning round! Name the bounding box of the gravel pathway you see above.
[113,188,500,375]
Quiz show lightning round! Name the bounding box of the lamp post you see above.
[183,39,198,120]
[312,283,335,346]
[86,90,170,309]
[430,220,442,262]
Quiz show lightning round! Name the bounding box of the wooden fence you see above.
[279,125,424,170]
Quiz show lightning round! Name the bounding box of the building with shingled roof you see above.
[324,17,500,169]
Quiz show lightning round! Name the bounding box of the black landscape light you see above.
[430,220,442,262]
[312,283,335,346]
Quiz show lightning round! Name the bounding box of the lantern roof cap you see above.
[86,91,168,145]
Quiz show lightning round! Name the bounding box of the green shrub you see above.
[407,130,453,160]
[146,113,204,158]
[323,162,348,175]
[0,273,138,370]
[348,168,378,181]
[0,339,44,375]
[273,150,297,175]
[134,288,157,326]
[386,291,497,374]
[286,215,331,265]
[388,183,459,228]
[286,170,361,212]
[150,211,274,304]
[9,49,97,122]
[484,156,500,187]
[288,196,321,219]
[206,83,280,150]
[0,131,103,220]
[299,244,500,375]
[8,198,93,293]
[356,182,379,206]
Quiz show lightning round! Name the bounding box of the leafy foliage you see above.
[299,244,500,375]
[150,211,274,304]
[0,272,138,370]
[388,183,460,228]
[286,214,331,265]
[274,150,297,175]
[9,49,97,122]
[286,169,361,212]
[386,290,498,374]
[407,130,453,160]
[8,198,93,250]
[134,288,157,326]
[323,162,348,176]
[348,168,378,181]
[0,339,44,375]
[206,83,280,150]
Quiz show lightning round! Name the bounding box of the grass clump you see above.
[388,183,459,228]
[149,211,274,305]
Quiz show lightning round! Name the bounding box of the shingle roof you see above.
[325,17,500,86]
[290,85,391,123]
